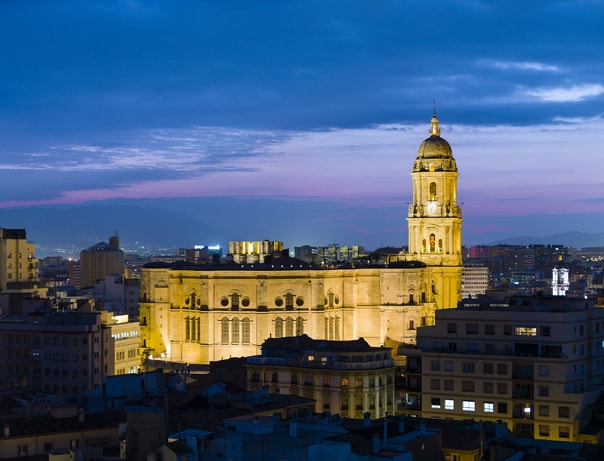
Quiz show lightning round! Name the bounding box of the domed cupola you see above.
[413,108,457,173]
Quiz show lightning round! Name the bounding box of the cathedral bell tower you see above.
[407,108,462,268]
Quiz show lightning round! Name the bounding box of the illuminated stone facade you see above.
[139,111,463,365]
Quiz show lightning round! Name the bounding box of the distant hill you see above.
[491,231,604,248]
[0,205,236,256]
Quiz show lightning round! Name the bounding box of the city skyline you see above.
[1,1,603,251]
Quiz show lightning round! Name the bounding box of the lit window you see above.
[444,399,454,410]
[515,326,537,336]
[462,400,476,412]
[431,397,441,409]
[484,402,494,413]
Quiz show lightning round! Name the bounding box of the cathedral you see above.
[138,110,462,365]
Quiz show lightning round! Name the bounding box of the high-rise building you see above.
[138,110,463,367]
[0,228,40,294]
[79,234,124,288]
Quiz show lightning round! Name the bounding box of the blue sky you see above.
[0,0,603,250]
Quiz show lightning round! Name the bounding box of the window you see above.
[296,317,304,335]
[497,363,508,375]
[503,325,512,336]
[462,362,475,373]
[444,360,454,372]
[483,382,494,393]
[485,324,495,335]
[538,365,549,377]
[497,383,507,394]
[497,402,508,414]
[559,406,570,418]
[541,326,551,337]
[466,343,479,352]
[559,426,570,438]
[466,323,479,334]
[462,400,476,412]
[275,317,283,338]
[484,402,494,413]
[285,317,294,337]
[444,379,454,391]
[242,318,251,344]
[220,318,229,344]
[538,405,549,417]
[323,376,331,387]
[483,363,494,374]
[431,360,440,371]
[340,377,349,388]
[485,343,495,354]
[515,326,537,336]
[538,385,549,397]
[462,380,475,392]
[448,342,457,352]
[230,293,239,310]
[431,397,441,409]
[231,318,240,344]
[539,425,550,437]
[447,323,457,334]
[431,379,440,390]
[444,399,454,410]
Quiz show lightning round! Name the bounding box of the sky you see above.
[0,0,603,251]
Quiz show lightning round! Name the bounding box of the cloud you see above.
[488,60,561,72]
[524,83,604,102]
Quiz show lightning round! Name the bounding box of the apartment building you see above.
[245,335,396,419]
[401,295,604,442]
[0,228,40,294]
[0,310,103,395]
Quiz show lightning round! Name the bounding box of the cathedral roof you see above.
[413,108,457,172]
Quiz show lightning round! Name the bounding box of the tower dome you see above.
[413,108,457,172]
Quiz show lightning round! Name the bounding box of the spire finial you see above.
[430,101,440,137]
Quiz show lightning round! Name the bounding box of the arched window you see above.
[429,233,436,253]
[275,317,283,338]
[220,318,229,344]
[285,292,295,310]
[242,318,251,344]
[296,317,304,335]
[285,317,294,337]
[429,182,436,201]
[231,318,240,344]
[251,371,260,382]
[230,293,240,310]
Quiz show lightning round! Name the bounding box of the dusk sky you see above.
[1,0,603,251]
